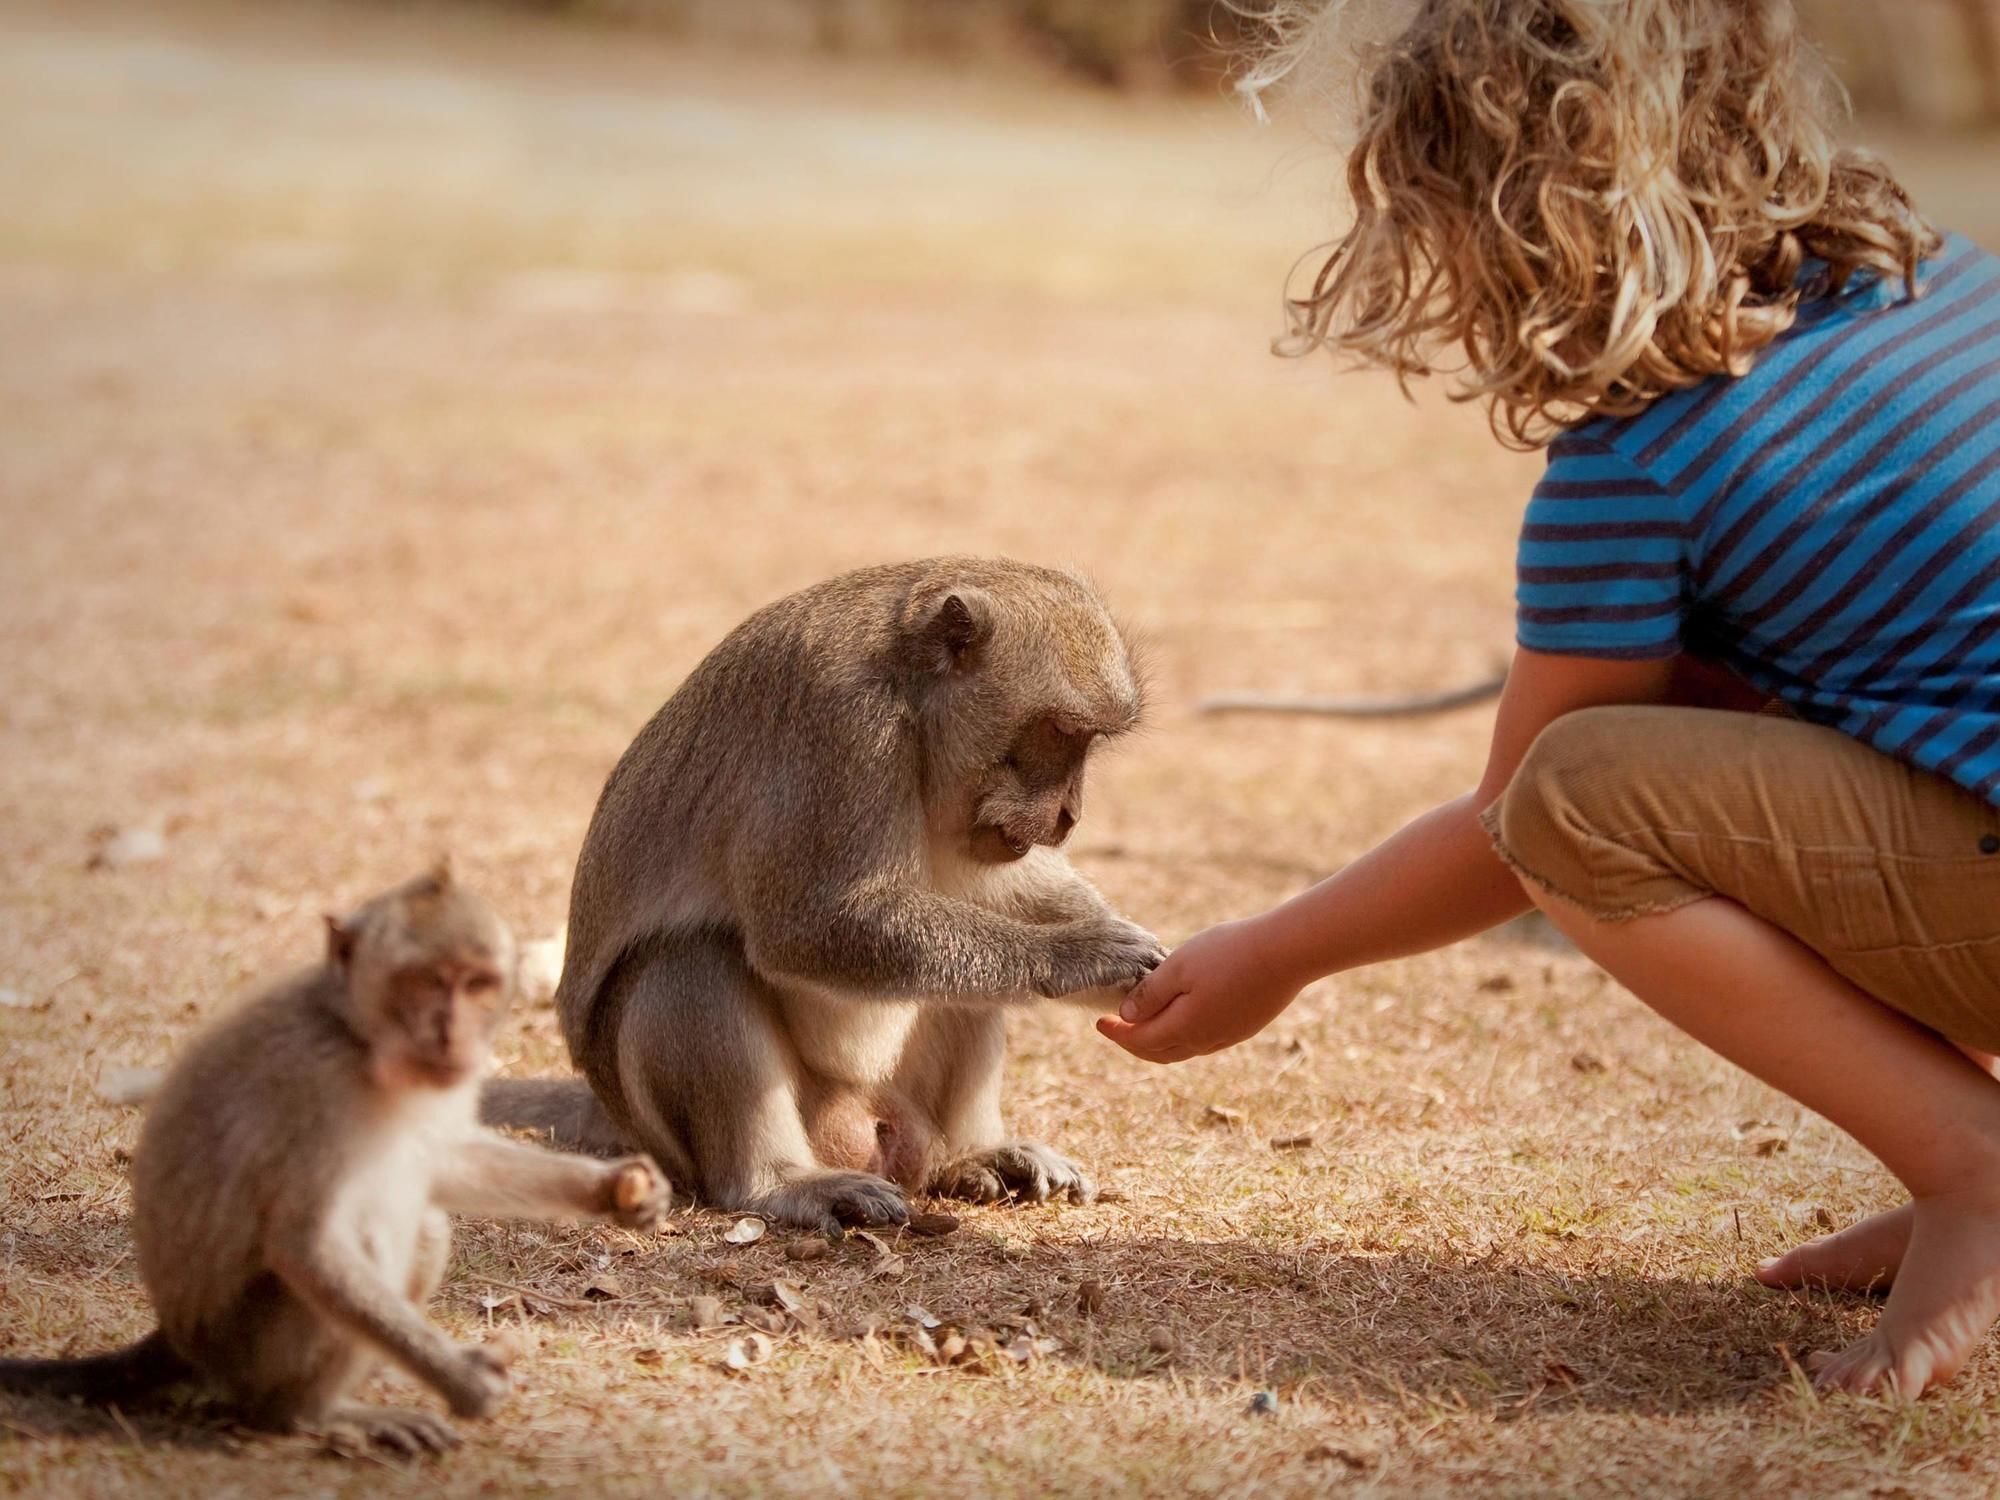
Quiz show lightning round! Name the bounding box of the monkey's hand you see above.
[601,1155,671,1231]
[1035,916,1167,1000]
[441,1346,511,1421]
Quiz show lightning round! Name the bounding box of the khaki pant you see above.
[1484,706,2000,1055]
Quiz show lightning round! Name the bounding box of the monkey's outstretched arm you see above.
[746,880,1159,1001]
[266,1228,505,1419]
[434,1135,669,1229]
[1000,853,1120,926]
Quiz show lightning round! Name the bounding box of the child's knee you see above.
[1487,708,1689,919]
[1490,712,1614,899]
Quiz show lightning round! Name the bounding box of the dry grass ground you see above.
[3,3,2000,1495]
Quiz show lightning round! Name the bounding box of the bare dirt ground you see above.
[4,3,2000,1496]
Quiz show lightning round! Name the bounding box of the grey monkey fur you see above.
[482,557,1165,1233]
[0,866,670,1455]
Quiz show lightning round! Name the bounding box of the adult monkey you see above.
[484,558,1165,1232]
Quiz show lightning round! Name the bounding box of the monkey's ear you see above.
[912,588,994,674]
[324,915,356,969]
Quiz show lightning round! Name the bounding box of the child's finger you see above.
[1096,1014,1197,1065]
[1119,967,1183,1023]
[1096,1014,1153,1053]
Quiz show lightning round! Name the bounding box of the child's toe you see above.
[1809,1336,1892,1395]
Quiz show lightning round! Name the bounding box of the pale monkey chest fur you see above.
[775,845,1036,1087]
[325,1087,471,1289]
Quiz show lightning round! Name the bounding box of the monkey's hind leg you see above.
[314,1209,464,1457]
[231,1213,499,1452]
[899,1006,1096,1206]
[608,932,909,1234]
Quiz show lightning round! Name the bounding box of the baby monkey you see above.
[0,863,669,1455]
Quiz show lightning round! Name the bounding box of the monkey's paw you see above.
[758,1169,910,1234]
[604,1155,672,1231]
[930,1142,1095,1206]
[320,1404,462,1459]
[440,1346,511,1421]
[1037,917,1167,1000]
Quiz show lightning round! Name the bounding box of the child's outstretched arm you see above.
[1097,648,1713,1063]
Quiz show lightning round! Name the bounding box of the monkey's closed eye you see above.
[404,970,451,1000]
[465,973,501,997]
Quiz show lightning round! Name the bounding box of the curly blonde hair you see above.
[1255,0,1941,448]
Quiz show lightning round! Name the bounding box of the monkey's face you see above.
[902,568,1142,866]
[970,715,1096,863]
[332,867,518,1092]
[370,955,511,1090]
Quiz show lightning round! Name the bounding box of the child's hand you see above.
[1095,918,1303,1064]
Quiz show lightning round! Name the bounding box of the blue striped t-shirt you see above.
[1517,232,2000,803]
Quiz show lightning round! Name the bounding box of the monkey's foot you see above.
[755,1169,910,1234]
[930,1142,1094,1206]
[318,1404,461,1458]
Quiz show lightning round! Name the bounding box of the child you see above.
[1098,0,2000,1399]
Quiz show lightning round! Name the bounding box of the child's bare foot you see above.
[1806,1190,2000,1397]
[1755,1202,1911,1293]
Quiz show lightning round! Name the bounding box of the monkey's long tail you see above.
[479,1077,631,1156]
[0,1329,190,1403]
[1197,674,1506,718]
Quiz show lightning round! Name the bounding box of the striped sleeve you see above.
[1515,435,1689,660]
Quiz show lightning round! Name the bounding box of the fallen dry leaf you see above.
[764,1280,808,1316]
[581,1273,624,1300]
[1003,1335,1058,1365]
[723,1216,767,1245]
[1076,1279,1106,1315]
[904,1305,941,1331]
[88,825,166,870]
[685,1295,729,1329]
[1268,1132,1314,1151]
[721,1332,774,1373]
[783,1236,830,1262]
[905,1212,960,1238]
[94,1065,164,1108]
[1203,1104,1245,1129]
